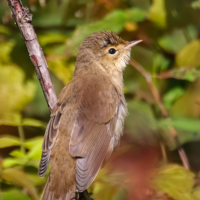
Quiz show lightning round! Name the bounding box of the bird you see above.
[38,31,142,200]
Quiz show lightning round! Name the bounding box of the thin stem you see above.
[18,125,25,154]
[160,143,167,164]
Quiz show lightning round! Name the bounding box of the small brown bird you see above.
[39,31,141,200]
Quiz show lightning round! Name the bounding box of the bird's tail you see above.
[41,177,76,200]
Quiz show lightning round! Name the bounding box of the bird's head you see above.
[76,31,142,73]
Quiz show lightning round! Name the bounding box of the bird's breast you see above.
[114,95,127,146]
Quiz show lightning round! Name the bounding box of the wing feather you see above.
[76,125,110,191]
[39,107,64,177]
[68,74,120,191]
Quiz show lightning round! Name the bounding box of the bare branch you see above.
[7,0,57,111]
[129,59,190,169]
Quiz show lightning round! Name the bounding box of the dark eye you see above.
[108,48,116,54]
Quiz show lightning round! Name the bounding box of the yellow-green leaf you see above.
[1,168,39,200]
[153,165,195,200]
[149,0,167,28]
[27,142,42,160]
[0,64,36,115]
[1,189,32,200]
[10,150,26,158]
[22,118,46,128]
[48,56,75,84]
[0,25,10,35]
[176,39,200,67]
[2,158,27,168]
[24,137,44,149]
[0,113,21,126]
[0,136,21,148]
[38,32,67,46]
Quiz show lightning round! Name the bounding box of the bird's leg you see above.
[78,190,93,200]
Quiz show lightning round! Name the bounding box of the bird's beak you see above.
[124,40,142,49]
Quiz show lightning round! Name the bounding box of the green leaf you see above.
[38,32,67,46]
[1,189,32,200]
[160,117,200,133]
[0,136,21,148]
[171,118,200,132]
[27,141,42,160]
[1,168,39,200]
[10,150,26,158]
[158,117,200,148]
[153,53,170,71]
[176,39,200,67]
[21,118,46,128]
[158,29,188,53]
[24,137,43,160]
[25,137,44,149]
[66,8,146,53]
[163,87,184,109]
[2,158,27,168]
[26,159,40,169]
[0,41,15,62]
[148,0,166,28]
[153,165,195,200]
[191,0,200,9]
[31,0,69,27]
[0,114,46,128]
[0,113,21,126]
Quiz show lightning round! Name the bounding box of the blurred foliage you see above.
[1,0,200,200]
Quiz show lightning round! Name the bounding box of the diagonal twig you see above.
[7,0,57,111]
[129,59,190,169]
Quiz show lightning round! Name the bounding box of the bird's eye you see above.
[108,48,116,54]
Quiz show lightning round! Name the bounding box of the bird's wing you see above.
[38,73,121,189]
[38,85,69,177]
[69,74,120,191]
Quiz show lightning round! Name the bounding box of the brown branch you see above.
[129,59,190,169]
[7,0,57,111]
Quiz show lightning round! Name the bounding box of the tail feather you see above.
[41,178,76,200]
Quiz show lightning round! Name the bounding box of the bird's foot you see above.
[78,190,93,200]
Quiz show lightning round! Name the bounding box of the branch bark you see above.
[129,59,190,169]
[7,0,57,111]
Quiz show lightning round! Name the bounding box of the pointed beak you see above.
[124,40,143,49]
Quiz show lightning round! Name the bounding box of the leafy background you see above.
[1,0,200,199]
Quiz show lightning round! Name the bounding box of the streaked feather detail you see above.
[39,109,62,177]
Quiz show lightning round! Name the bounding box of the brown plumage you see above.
[39,31,141,200]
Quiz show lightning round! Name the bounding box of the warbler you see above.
[39,31,141,200]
